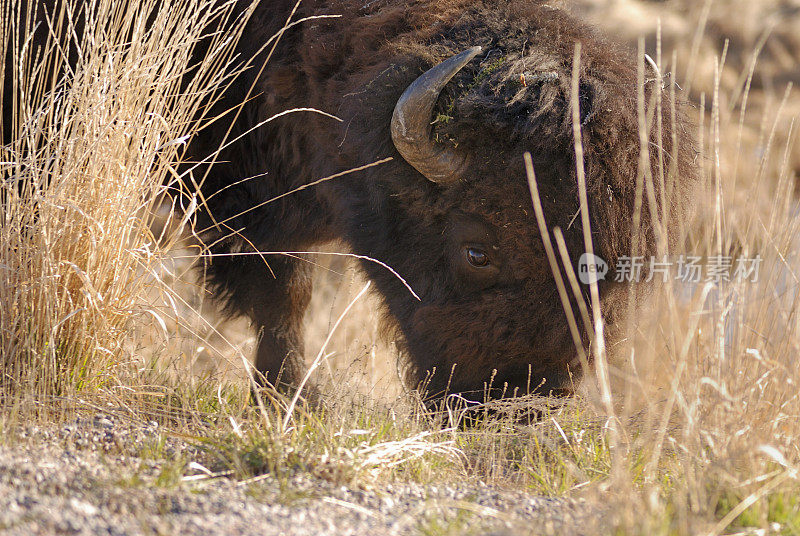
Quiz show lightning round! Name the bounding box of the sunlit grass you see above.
[0,0,254,400]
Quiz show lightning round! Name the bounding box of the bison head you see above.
[319,2,698,403]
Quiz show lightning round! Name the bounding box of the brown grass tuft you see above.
[0,0,250,399]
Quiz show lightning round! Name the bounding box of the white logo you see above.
[578,253,608,284]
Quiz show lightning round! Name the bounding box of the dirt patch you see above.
[0,413,598,536]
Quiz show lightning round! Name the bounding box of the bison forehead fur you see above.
[180,1,700,399]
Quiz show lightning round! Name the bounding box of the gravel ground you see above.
[0,414,598,535]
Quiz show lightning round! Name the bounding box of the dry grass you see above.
[2,1,800,535]
[0,0,250,398]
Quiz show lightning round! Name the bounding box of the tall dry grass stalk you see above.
[516,19,800,531]
[0,0,250,399]
[581,26,800,532]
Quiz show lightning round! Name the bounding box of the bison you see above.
[9,0,699,402]
[190,0,699,401]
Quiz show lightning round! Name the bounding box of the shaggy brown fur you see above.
[189,0,699,400]
[9,0,699,401]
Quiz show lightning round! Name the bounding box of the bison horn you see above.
[391,46,482,184]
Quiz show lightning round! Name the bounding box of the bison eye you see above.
[465,247,490,267]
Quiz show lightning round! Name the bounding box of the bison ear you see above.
[391,46,482,184]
